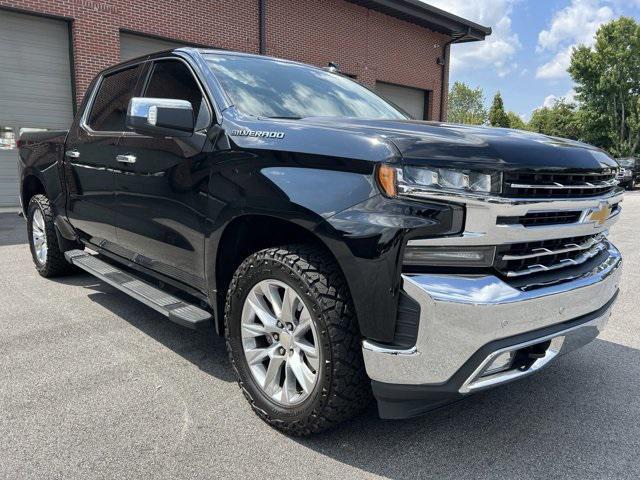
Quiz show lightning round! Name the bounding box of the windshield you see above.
[617,157,636,167]
[205,54,408,120]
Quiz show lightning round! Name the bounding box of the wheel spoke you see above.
[241,322,268,338]
[294,309,312,337]
[262,283,283,319]
[281,363,296,403]
[244,344,277,366]
[33,211,44,231]
[246,291,278,331]
[280,286,297,323]
[263,355,284,394]
[288,354,315,394]
[295,339,319,371]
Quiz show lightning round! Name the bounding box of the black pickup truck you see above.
[18,48,623,435]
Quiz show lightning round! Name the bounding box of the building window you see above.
[0,127,16,150]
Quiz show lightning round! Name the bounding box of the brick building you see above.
[0,0,489,206]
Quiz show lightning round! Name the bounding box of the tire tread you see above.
[224,244,371,435]
[28,194,76,277]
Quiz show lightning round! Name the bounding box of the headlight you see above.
[376,164,502,198]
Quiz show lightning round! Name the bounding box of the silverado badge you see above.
[231,129,285,139]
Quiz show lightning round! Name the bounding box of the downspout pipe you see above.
[439,28,471,121]
[259,0,266,55]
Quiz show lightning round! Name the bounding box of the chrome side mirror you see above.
[126,97,194,137]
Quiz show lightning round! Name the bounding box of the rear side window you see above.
[144,60,208,128]
[87,65,141,132]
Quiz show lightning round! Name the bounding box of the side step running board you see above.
[65,250,212,330]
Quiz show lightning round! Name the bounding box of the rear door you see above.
[114,58,211,290]
[65,64,144,246]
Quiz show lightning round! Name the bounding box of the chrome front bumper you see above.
[362,243,622,388]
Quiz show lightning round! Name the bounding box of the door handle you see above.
[65,150,80,158]
[116,154,137,164]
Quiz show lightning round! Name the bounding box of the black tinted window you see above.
[88,65,140,131]
[145,60,203,116]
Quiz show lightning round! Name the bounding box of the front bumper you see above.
[363,243,622,419]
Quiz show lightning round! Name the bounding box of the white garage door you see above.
[120,33,192,62]
[375,81,427,121]
[0,10,74,207]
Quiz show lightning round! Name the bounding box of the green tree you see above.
[507,111,526,130]
[447,82,487,125]
[528,99,581,139]
[569,17,640,156]
[488,92,510,127]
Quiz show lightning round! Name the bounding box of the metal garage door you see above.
[120,33,191,62]
[375,81,427,121]
[0,10,74,207]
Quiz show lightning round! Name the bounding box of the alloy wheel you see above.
[31,208,48,265]
[240,279,320,406]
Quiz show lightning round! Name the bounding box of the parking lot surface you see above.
[1,192,639,480]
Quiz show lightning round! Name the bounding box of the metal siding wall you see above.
[0,9,74,206]
[119,33,189,61]
[375,81,425,120]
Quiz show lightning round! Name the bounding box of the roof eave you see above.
[345,0,491,41]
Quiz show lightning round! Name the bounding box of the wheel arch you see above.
[21,173,47,216]
[209,214,354,335]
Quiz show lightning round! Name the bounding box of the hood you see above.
[294,118,617,173]
[222,110,616,173]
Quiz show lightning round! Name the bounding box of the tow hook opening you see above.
[481,339,554,378]
[460,335,567,394]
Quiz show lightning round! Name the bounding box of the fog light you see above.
[403,246,496,267]
[482,351,514,376]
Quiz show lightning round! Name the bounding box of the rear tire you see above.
[27,194,77,277]
[225,245,371,435]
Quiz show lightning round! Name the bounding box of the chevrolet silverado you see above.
[17,48,623,435]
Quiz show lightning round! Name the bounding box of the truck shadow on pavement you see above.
[52,272,235,383]
[50,273,639,479]
[294,338,640,479]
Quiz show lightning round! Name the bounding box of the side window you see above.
[144,60,208,128]
[87,65,141,132]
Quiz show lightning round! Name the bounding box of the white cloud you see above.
[424,0,521,75]
[539,89,578,109]
[542,94,559,108]
[535,0,613,79]
[536,46,573,79]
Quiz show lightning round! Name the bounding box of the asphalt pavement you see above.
[1,192,639,479]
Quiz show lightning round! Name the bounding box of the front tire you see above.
[225,245,371,435]
[27,194,76,277]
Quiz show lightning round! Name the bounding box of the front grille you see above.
[503,171,617,198]
[497,211,582,227]
[494,233,606,278]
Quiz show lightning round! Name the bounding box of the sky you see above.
[423,0,640,120]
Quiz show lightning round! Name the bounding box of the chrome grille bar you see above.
[507,179,618,190]
[503,242,607,278]
[500,233,606,261]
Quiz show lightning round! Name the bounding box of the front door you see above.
[65,64,143,246]
[114,58,211,290]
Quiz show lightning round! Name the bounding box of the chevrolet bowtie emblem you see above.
[588,203,612,226]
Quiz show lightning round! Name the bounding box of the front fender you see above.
[319,194,464,342]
